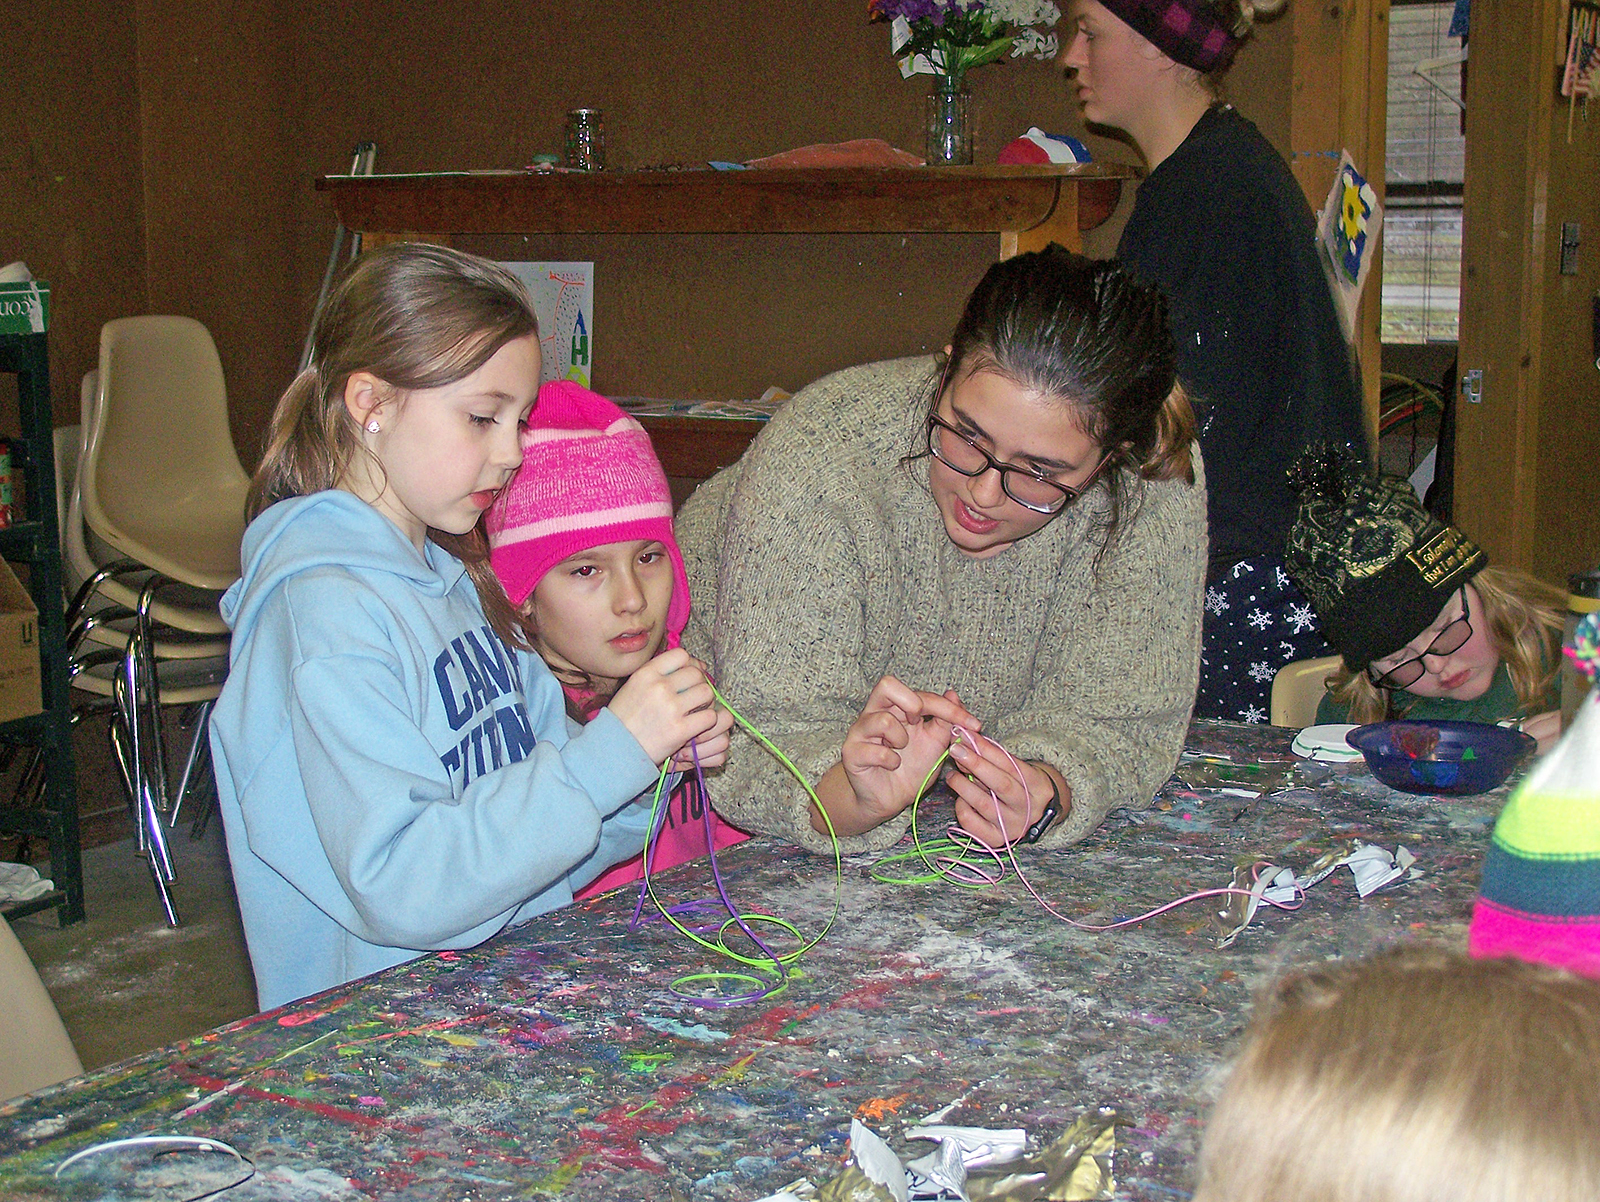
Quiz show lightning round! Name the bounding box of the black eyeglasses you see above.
[1366,589,1473,690]
[924,412,1110,515]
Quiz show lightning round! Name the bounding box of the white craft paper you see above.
[1217,843,1420,947]
[906,1124,1027,1168]
[851,1119,910,1202]
[905,1138,969,1201]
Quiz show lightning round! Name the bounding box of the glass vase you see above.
[924,74,973,166]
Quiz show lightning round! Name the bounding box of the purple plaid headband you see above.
[1097,0,1242,73]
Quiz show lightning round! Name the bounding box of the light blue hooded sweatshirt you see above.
[210,491,659,1011]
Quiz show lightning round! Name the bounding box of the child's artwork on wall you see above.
[499,262,593,388]
[1316,152,1382,345]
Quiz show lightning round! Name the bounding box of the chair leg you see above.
[187,766,217,840]
[169,700,214,829]
[112,634,180,927]
[135,581,173,815]
[106,704,137,823]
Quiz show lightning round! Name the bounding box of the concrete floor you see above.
[8,712,256,1073]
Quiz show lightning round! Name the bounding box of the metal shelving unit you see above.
[0,330,84,924]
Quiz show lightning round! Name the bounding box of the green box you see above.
[0,281,49,335]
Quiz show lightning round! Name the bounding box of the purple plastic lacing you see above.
[629,740,791,1007]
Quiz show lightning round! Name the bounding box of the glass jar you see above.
[565,109,605,171]
[924,75,973,167]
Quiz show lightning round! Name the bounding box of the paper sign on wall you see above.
[499,262,593,388]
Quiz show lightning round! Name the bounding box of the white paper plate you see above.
[1291,723,1364,762]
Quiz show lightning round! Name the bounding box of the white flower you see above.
[1009,28,1059,59]
[1247,608,1273,630]
[1286,602,1317,634]
[987,0,1061,25]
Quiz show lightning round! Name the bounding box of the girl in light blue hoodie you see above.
[210,245,732,1011]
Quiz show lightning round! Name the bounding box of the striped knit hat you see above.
[485,381,689,647]
[1097,0,1245,73]
[1469,613,1600,978]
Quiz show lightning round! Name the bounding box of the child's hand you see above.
[839,677,979,826]
[1519,709,1561,755]
[608,648,722,766]
[945,733,1068,847]
[667,703,734,771]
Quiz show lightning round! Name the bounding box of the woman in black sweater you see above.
[1060,0,1367,722]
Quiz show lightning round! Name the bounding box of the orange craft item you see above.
[744,138,924,169]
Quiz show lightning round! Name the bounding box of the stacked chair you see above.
[59,317,249,924]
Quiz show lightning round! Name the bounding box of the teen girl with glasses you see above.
[674,246,1206,855]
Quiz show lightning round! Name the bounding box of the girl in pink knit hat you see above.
[486,381,744,897]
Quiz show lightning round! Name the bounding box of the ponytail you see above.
[1140,383,1197,485]
[248,367,357,521]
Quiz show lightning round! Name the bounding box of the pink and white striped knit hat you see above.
[485,381,690,647]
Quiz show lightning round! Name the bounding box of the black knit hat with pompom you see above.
[1284,445,1487,671]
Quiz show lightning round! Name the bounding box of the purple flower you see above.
[870,0,948,22]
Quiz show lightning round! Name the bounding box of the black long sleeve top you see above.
[1118,104,1367,580]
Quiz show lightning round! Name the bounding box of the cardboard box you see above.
[0,558,41,723]
[0,281,49,335]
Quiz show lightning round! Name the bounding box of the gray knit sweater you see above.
[675,357,1207,855]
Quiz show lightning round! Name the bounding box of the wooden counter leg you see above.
[1000,181,1081,259]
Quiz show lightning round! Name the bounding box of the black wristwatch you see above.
[1019,774,1063,845]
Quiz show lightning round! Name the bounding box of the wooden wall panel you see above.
[1454,0,1600,585]
[134,0,301,458]
[1289,0,1389,444]
[5,3,1302,461]
[1528,7,1600,583]
[0,0,146,424]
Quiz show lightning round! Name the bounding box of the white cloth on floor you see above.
[0,861,54,903]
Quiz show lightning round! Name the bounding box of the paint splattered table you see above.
[0,720,1511,1201]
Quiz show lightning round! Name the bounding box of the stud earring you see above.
[366,419,381,433]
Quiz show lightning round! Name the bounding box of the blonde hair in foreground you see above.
[1193,945,1600,1202]
[1323,565,1566,723]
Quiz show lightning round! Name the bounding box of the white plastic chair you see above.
[1270,655,1344,728]
[40,413,222,926]
[83,317,249,598]
[67,320,248,922]
[0,916,81,1103]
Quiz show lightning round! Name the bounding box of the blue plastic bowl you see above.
[1346,720,1536,796]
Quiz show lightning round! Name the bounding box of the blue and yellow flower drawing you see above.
[1335,165,1378,284]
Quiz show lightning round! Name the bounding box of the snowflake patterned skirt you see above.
[1195,555,1331,723]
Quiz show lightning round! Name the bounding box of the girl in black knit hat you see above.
[1284,447,1565,750]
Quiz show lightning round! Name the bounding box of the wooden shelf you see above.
[317,164,1140,493]
[0,332,83,925]
[317,164,1134,252]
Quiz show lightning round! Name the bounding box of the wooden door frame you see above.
[1452,0,1562,572]
[1289,0,1390,447]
